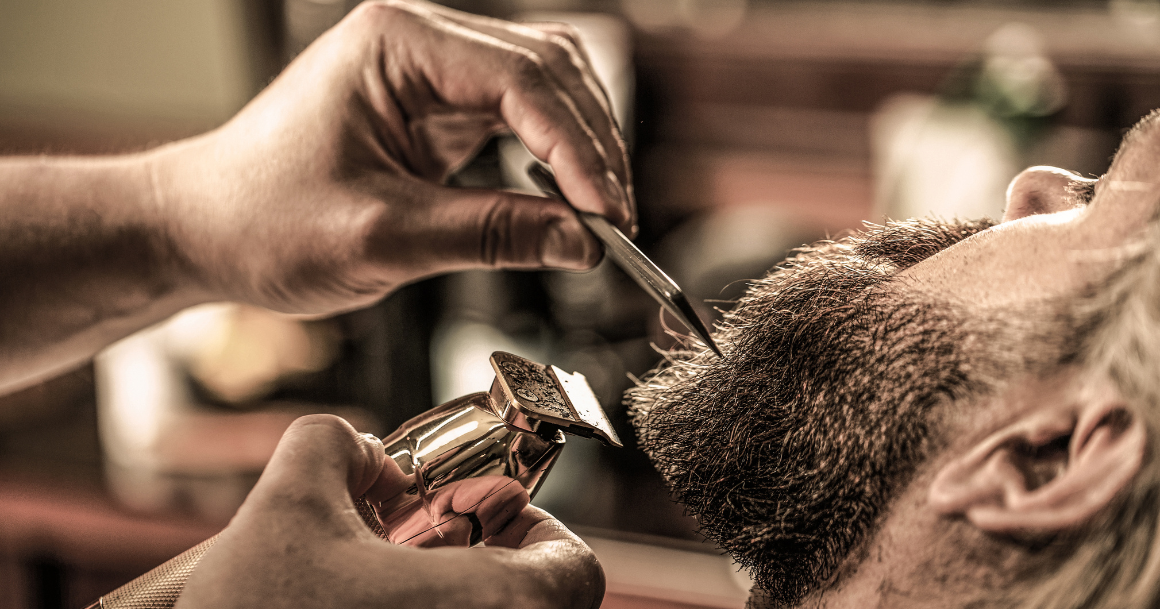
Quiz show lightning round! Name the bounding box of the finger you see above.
[499,20,628,177]
[420,9,627,172]
[477,24,636,235]
[244,415,385,523]
[364,451,415,509]
[420,7,635,231]
[485,505,572,549]
[414,5,620,135]
[445,477,529,539]
[361,504,602,609]
[367,184,603,272]
[372,3,633,230]
[523,22,596,77]
[414,515,475,547]
[483,506,606,609]
[382,505,443,545]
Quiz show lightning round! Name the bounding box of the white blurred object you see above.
[872,94,1017,222]
[95,303,353,518]
[429,319,546,405]
[871,22,1070,222]
[173,304,338,403]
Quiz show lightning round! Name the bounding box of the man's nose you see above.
[1003,166,1095,222]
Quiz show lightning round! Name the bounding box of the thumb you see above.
[415,186,604,272]
[244,414,385,519]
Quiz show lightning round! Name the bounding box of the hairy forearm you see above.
[0,153,205,393]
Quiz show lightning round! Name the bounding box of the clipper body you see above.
[372,351,621,546]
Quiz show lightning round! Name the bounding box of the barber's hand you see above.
[176,415,604,609]
[152,0,632,315]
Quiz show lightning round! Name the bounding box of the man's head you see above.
[628,110,1160,608]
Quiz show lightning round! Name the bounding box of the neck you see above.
[752,473,1012,609]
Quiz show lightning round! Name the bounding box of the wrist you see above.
[143,135,234,307]
[0,152,212,390]
[97,150,213,319]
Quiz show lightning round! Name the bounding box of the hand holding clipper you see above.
[87,352,619,608]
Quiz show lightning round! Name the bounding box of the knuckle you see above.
[553,24,584,48]
[542,37,576,68]
[290,413,350,432]
[574,236,602,269]
[286,414,359,446]
[349,1,410,31]
[479,194,514,267]
[509,50,549,89]
[534,22,583,49]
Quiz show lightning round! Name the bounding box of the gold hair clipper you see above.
[86,352,620,608]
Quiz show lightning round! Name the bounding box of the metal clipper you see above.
[371,351,622,547]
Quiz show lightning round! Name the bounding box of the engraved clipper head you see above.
[488,351,623,448]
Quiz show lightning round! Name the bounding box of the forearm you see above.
[0,153,205,393]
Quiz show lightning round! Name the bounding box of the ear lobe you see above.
[929,384,1145,535]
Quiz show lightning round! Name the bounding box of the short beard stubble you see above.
[627,218,1000,607]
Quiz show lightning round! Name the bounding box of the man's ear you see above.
[928,376,1145,534]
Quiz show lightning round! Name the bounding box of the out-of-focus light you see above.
[96,328,176,468]
[164,303,339,404]
[872,94,1017,222]
[980,23,1066,117]
[1111,0,1160,28]
[1110,0,1160,44]
[678,0,747,39]
[430,320,545,405]
[619,0,682,30]
[620,0,747,39]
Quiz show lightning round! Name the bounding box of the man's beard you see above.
[626,217,1001,607]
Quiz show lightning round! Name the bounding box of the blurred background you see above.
[1,0,1158,607]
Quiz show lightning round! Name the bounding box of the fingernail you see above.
[361,433,383,448]
[541,220,592,270]
[603,170,630,222]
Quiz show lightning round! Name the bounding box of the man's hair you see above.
[628,213,1160,608]
[1009,216,1160,608]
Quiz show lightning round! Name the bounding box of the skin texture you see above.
[0,0,633,394]
[176,415,604,609]
[631,109,1160,609]
[0,2,625,606]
